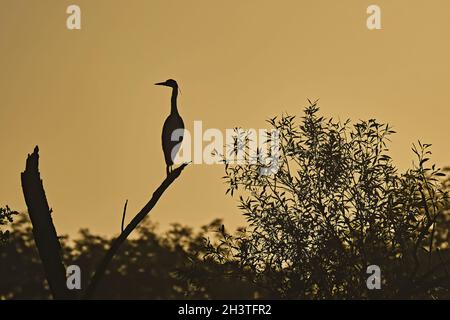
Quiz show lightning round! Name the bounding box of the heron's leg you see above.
[166,165,170,176]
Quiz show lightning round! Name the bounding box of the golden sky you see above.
[1,0,449,237]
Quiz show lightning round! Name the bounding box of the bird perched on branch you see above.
[155,79,185,176]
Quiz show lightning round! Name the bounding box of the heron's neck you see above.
[171,87,179,115]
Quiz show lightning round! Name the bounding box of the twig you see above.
[121,200,128,233]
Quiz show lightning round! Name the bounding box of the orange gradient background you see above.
[1,0,449,236]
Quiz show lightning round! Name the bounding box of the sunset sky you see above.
[1,0,449,237]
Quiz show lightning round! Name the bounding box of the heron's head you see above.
[155,79,178,88]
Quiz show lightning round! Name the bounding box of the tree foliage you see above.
[0,206,18,246]
[210,103,450,299]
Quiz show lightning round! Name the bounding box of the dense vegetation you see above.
[1,104,449,299]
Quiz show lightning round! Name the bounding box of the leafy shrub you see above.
[207,102,449,299]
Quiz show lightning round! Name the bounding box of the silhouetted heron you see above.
[155,79,185,176]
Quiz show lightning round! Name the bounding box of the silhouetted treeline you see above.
[1,208,450,299]
[0,216,264,299]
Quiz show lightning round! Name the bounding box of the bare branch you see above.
[84,163,189,299]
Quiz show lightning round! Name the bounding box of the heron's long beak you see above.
[155,81,167,86]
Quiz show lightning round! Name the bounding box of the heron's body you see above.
[162,111,184,169]
[156,79,185,175]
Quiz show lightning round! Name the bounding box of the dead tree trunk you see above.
[21,146,70,299]
[21,146,188,299]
